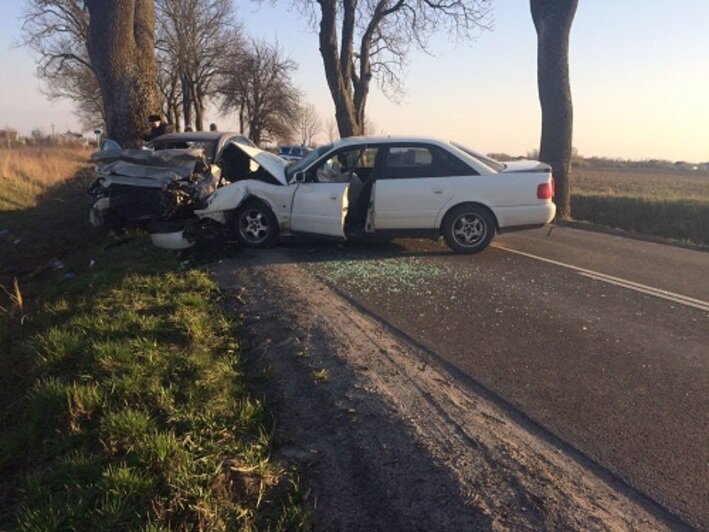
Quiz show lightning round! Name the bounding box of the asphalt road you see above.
[284,226,708,528]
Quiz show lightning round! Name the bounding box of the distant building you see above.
[0,128,18,144]
[57,131,89,147]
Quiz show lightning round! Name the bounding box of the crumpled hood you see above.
[92,148,207,188]
[501,160,552,173]
[232,143,289,185]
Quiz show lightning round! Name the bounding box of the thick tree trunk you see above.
[318,0,362,138]
[531,0,578,220]
[85,0,160,148]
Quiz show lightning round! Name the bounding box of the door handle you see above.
[432,188,443,194]
[330,194,338,200]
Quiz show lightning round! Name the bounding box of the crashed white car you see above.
[149,136,556,254]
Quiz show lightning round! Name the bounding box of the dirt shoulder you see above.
[211,249,683,531]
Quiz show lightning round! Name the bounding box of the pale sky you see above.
[1,0,707,162]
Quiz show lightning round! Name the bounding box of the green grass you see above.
[0,148,309,531]
[571,167,709,245]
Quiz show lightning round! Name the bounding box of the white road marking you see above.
[493,244,709,313]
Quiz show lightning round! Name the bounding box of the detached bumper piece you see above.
[148,221,195,251]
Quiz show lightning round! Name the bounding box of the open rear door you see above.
[290,182,349,238]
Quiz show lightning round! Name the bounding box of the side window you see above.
[313,147,378,183]
[432,146,478,177]
[381,146,435,179]
[380,145,476,178]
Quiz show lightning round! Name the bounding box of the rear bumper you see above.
[496,203,555,229]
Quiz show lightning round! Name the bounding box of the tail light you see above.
[537,178,554,200]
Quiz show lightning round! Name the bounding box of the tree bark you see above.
[318,0,361,137]
[181,73,194,129]
[85,0,160,148]
[531,0,578,220]
[194,84,206,131]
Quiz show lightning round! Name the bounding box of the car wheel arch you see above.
[440,201,499,234]
[233,196,280,247]
[227,194,276,221]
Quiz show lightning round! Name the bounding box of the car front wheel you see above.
[235,200,279,248]
[442,205,495,254]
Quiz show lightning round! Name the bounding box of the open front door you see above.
[290,182,349,238]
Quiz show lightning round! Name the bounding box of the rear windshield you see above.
[151,140,217,161]
[450,142,506,172]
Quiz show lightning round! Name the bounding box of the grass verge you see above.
[571,167,709,246]
[571,195,709,247]
[0,148,308,530]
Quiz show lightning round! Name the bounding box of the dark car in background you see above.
[277,144,310,161]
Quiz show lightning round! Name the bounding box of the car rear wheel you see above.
[442,205,495,254]
[235,200,279,248]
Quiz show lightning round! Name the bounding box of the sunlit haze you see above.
[0,0,707,162]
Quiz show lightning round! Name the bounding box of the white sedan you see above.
[153,136,556,254]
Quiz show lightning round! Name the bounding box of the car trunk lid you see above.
[500,160,552,173]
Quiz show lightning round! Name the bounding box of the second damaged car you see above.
[88,132,267,245]
[144,136,556,254]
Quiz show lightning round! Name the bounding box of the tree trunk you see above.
[317,0,362,138]
[531,0,578,220]
[193,85,205,131]
[238,101,246,135]
[171,103,182,132]
[85,0,160,148]
[181,73,194,130]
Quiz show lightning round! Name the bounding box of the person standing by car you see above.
[209,123,218,132]
[142,114,166,142]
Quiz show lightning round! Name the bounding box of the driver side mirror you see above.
[294,171,306,183]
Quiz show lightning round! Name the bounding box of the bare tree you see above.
[157,55,183,131]
[325,117,339,143]
[362,114,380,135]
[297,0,492,138]
[20,0,104,128]
[531,0,578,220]
[156,0,238,131]
[218,39,301,146]
[85,0,160,147]
[297,103,322,146]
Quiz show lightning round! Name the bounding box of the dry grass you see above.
[0,147,90,210]
[572,167,709,202]
[0,147,95,279]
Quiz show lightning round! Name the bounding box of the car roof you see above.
[151,131,234,143]
[333,135,452,147]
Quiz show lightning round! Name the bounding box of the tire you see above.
[441,204,495,254]
[235,200,279,248]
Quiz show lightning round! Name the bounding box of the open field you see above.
[0,147,91,211]
[573,166,709,201]
[571,167,709,246]
[0,147,308,530]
